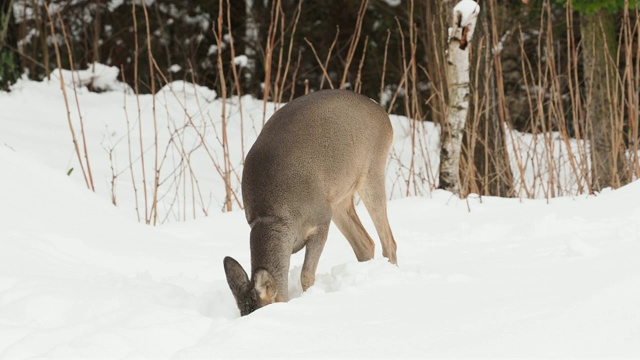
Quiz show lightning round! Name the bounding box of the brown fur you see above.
[224,89,397,316]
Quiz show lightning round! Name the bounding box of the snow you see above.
[108,0,125,12]
[381,0,402,6]
[1,69,640,358]
[454,0,481,28]
[233,55,249,67]
[51,63,129,92]
[450,0,480,45]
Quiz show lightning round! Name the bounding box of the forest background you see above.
[1,0,639,201]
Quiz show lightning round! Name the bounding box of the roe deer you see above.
[223,89,397,316]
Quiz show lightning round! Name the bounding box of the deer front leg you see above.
[301,222,330,291]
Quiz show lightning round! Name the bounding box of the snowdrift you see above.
[1,73,639,357]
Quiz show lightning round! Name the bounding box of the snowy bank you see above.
[1,74,640,357]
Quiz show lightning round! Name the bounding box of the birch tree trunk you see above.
[438,0,479,195]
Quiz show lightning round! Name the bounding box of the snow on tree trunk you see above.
[438,0,479,195]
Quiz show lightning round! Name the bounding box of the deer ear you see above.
[254,269,278,304]
[223,256,250,301]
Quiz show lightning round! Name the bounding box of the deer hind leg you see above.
[331,195,375,262]
[358,170,398,265]
[301,221,330,291]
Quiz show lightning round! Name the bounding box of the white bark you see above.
[438,0,479,195]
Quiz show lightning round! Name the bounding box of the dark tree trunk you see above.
[423,0,449,127]
[1,0,19,91]
[464,0,513,197]
[581,9,626,191]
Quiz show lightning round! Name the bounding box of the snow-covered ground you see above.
[1,69,639,358]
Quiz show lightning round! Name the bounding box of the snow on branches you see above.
[449,0,480,50]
